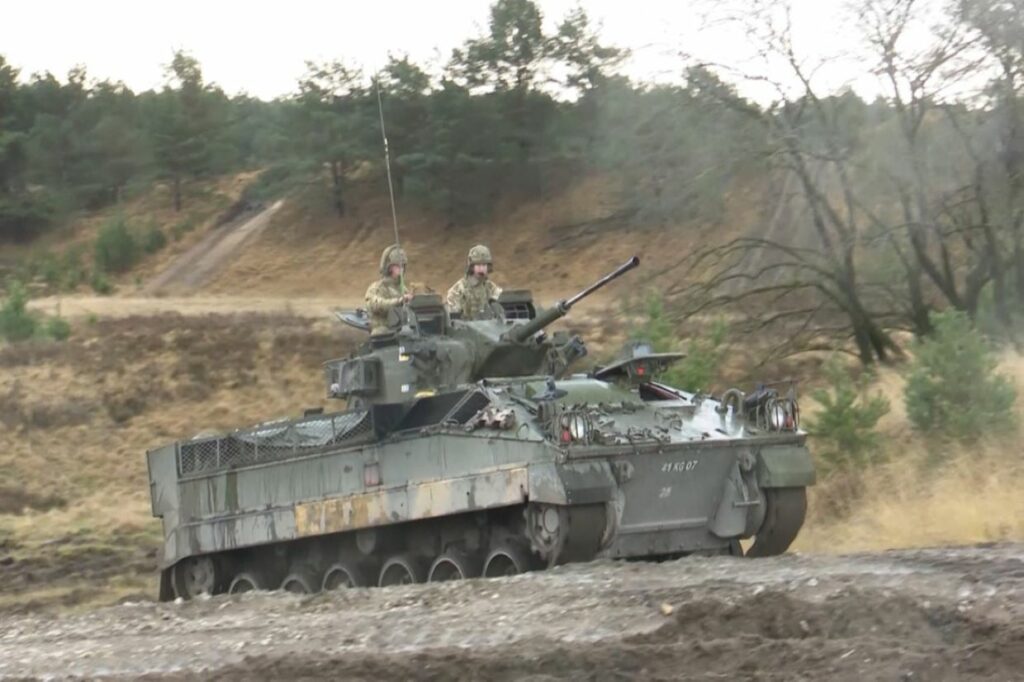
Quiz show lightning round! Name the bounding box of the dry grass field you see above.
[0,313,357,611]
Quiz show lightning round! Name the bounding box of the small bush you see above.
[0,282,70,343]
[141,225,167,254]
[94,217,139,274]
[24,246,87,292]
[41,316,71,341]
[904,310,1016,441]
[90,271,112,295]
[806,357,890,473]
[638,294,726,392]
[675,318,727,392]
[32,251,62,287]
[0,281,37,342]
[59,246,86,291]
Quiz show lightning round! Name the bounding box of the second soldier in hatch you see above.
[365,244,413,336]
[447,244,503,320]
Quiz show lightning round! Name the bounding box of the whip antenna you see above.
[375,77,403,283]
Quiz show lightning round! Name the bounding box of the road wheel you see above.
[228,571,268,595]
[322,561,370,591]
[171,555,220,599]
[280,566,320,594]
[378,554,426,587]
[428,551,481,582]
[746,487,807,558]
[482,544,534,578]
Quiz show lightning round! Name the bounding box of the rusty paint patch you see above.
[294,467,528,537]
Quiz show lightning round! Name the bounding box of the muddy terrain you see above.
[0,544,1020,680]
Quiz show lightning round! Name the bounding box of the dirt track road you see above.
[144,201,283,295]
[0,544,1021,681]
[27,294,346,319]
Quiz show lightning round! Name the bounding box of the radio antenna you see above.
[374,76,404,291]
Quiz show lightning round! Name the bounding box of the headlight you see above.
[560,411,591,443]
[763,397,799,432]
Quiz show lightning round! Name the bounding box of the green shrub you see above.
[806,357,890,473]
[32,251,62,287]
[0,281,37,342]
[638,294,727,392]
[90,271,112,295]
[59,246,86,291]
[904,310,1017,441]
[0,281,73,343]
[141,225,167,254]
[24,246,87,292]
[640,294,675,348]
[41,315,71,341]
[94,217,139,274]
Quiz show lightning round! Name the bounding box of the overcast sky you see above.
[0,0,941,102]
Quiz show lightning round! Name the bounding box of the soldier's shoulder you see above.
[365,278,387,295]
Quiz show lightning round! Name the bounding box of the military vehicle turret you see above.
[146,257,815,599]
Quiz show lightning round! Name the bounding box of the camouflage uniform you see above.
[447,244,503,320]
[365,245,408,336]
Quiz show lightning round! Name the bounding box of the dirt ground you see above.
[0,544,1021,680]
[142,200,283,295]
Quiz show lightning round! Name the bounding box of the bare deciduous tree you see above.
[667,0,1024,365]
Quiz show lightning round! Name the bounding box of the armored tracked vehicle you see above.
[146,257,815,599]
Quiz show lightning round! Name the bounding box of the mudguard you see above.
[709,460,766,538]
[528,461,617,505]
[756,444,816,488]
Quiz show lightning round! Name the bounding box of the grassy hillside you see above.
[6,168,769,308]
[1,172,1022,614]
[200,173,766,303]
[0,173,258,298]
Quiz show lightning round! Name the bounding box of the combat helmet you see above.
[379,244,408,276]
[466,244,493,274]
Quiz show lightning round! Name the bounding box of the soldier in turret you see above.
[365,244,413,336]
[447,244,503,320]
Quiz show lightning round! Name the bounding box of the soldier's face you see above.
[388,264,403,279]
[472,264,488,277]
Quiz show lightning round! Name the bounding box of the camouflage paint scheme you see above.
[146,257,815,596]
[148,378,813,567]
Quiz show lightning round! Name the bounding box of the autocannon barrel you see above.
[505,256,640,343]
